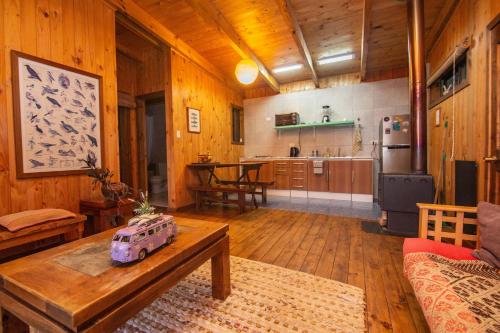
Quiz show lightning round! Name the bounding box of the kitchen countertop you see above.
[241,156,375,160]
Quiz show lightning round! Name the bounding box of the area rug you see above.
[116,256,367,333]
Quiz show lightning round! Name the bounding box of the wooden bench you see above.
[189,186,250,213]
[217,180,275,203]
[0,215,86,259]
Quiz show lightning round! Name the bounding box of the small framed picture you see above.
[187,107,201,133]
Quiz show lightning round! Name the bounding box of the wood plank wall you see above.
[427,0,500,203]
[169,49,244,208]
[0,0,118,215]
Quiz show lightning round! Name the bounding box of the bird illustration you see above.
[26,92,41,109]
[34,150,43,156]
[39,142,56,151]
[81,107,95,119]
[44,110,54,117]
[30,114,38,123]
[59,139,69,145]
[46,96,62,107]
[75,79,82,91]
[28,138,36,150]
[25,65,41,81]
[58,73,70,89]
[85,150,97,166]
[65,109,78,115]
[71,99,83,107]
[41,85,58,95]
[91,92,96,102]
[43,118,53,126]
[29,159,44,168]
[79,145,84,153]
[91,123,97,132]
[86,134,98,147]
[47,71,55,83]
[84,82,95,90]
[49,129,61,137]
[60,121,79,134]
[74,90,85,99]
[58,149,76,157]
[35,125,44,134]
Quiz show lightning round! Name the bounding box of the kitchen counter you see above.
[243,156,375,160]
[238,156,375,202]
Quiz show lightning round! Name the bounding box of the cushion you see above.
[472,201,500,268]
[403,238,477,260]
[0,209,76,232]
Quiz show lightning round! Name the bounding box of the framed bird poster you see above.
[187,107,201,133]
[11,51,103,178]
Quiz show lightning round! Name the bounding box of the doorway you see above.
[115,17,169,207]
[145,97,167,206]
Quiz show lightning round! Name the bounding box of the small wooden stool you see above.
[79,198,135,236]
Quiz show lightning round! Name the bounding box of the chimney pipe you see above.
[407,0,427,174]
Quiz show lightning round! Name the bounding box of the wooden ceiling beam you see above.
[275,0,319,88]
[426,0,459,53]
[183,0,280,92]
[360,0,372,81]
[105,0,235,87]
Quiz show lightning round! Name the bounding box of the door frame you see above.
[486,14,500,203]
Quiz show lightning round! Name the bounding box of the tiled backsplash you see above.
[243,78,409,158]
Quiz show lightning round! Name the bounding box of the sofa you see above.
[403,203,499,333]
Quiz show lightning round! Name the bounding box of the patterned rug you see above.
[117,256,366,332]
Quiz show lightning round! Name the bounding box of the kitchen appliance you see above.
[380,114,411,173]
[321,105,331,123]
[379,173,434,235]
[290,147,300,157]
[275,112,300,126]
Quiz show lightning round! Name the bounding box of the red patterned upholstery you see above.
[403,238,477,260]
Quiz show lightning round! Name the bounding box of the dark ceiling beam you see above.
[360,0,372,81]
[184,0,280,92]
[426,0,459,54]
[275,0,319,87]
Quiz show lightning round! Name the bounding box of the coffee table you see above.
[0,217,230,332]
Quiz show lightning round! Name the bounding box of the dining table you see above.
[187,161,267,208]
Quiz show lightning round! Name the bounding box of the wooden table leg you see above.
[1,307,29,333]
[237,192,245,213]
[211,236,230,300]
[262,185,267,204]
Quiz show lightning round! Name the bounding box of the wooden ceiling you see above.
[133,0,449,89]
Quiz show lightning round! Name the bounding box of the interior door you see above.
[486,21,500,204]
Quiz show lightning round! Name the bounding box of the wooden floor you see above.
[173,206,430,333]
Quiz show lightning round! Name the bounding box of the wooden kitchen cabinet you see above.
[290,160,307,190]
[307,160,329,191]
[352,159,373,194]
[274,160,290,189]
[247,160,274,184]
[329,160,352,193]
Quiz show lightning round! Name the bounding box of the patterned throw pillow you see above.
[472,201,500,268]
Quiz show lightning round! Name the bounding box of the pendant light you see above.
[235,59,258,85]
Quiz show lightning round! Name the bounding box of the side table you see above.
[79,198,135,236]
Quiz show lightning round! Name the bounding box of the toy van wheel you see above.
[138,249,147,261]
[166,235,174,245]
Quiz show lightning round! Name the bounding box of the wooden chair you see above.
[417,203,479,249]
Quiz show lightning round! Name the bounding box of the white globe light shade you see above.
[235,59,258,85]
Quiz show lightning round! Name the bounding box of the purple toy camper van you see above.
[111,214,177,263]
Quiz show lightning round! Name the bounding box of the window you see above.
[155,226,161,232]
[121,236,130,243]
[148,229,154,235]
[113,235,121,241]
[138,232,146,240]
[231,105,244,144]
[162,224,167,229]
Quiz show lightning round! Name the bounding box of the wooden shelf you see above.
[274,120,354,130]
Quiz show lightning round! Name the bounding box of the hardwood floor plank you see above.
[286,214,323,271]
[300,214,331,274]
[315,219,342,278]
[331,218,351,283]
[348,221,365,289]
